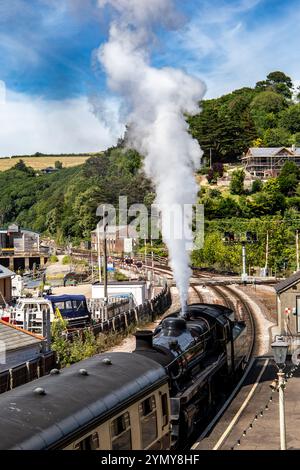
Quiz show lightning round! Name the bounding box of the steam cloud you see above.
[97,0,206,312]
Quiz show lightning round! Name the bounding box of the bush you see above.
[114,271,129,281]
[251,179,263,193]
[49,255,59,263]
[62,255,71,265]
[230,169,245,195]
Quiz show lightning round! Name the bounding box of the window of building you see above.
[139,395,157,448]
[74,432,99,450]
[111,412,132,450]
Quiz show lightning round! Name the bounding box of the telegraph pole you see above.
[97,223,102,283]
[151,236,154,271]
[144,236,147,267]
[90,248,94,283]
[103,221,108,303]
[265,230,269,275]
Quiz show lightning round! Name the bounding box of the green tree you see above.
[13,159,35,175]
[266,71,293,99]
[278,161,300,195]
[55,160,63,169]
[280,104,300,133]
[250,91,287,115]
[251,179,263,193]
[250,179,286,215]
[256,72,293,99]
[230,169,245,195]
[293,133,300,146]
[263,127,292,147]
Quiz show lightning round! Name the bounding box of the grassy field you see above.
[0,155,91,171]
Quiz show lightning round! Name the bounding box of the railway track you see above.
[190,283,258,449]
[191,272,256,362]
[189,284,205,303]
[149,263,259,449]
[223,284,256,360]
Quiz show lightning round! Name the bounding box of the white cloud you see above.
[0,86,124,156]
[169,0,300,98]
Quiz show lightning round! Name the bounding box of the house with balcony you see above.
[241,146,300,179]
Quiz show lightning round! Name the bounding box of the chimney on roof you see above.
[292,144,296,153]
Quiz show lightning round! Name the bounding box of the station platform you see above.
[193,357,300,450]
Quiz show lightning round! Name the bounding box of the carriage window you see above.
[73,300,85,311]
[111,412,132,450]
[161,393,169,427]
[74,432,99,450]
[53,302,64,311]
[139,395,157,448]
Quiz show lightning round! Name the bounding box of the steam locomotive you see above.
[0,303,248,450]
[135,303,248,444]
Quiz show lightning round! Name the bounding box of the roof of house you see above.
[0,265,15,279]
[0,225,40,235]
[274,271,300,294]
[244,147,300,157]
[0,319,43,352]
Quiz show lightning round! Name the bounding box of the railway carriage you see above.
[0,353,170,450]
[0,303,248,450]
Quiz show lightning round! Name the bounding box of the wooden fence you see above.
[0,286,172,394]
[0,351,56,394]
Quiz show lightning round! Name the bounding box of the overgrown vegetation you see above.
[0,147,153,244]
[51,318,139,368]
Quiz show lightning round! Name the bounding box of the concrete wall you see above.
[277,282,300,336]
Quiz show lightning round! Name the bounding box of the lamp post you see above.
[97,211,109,304]
[271,336,289,450]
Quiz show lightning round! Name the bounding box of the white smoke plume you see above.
[97,0,206,312]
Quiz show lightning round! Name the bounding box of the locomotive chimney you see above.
[134,330,154,350]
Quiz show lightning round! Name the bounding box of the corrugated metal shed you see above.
[0,320,43,352]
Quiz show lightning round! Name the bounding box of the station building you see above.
[91,225,139,256]
[0,223,49,271]
[275,272,300,339]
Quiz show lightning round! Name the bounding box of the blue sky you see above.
[0,0,300,154]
